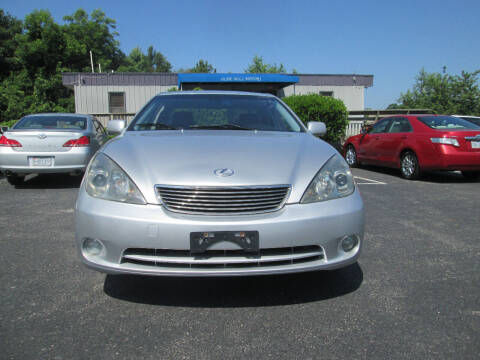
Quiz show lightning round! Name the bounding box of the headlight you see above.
[85,153,146,204]
[300,153,355,203]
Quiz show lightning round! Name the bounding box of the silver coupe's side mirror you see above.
[1,126,9,133]
[307,121,327,137]
[107,120,126,135]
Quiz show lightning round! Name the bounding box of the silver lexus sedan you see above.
[75,91,364,276]
[0,113,107,185]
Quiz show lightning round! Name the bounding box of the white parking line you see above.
[354,176,387,185]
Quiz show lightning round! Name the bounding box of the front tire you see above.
[6,174,25,186]
[345,145,358,168]
[461,171,480,180]
[400,151,421,180]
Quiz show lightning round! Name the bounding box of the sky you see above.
[2,0,480,109]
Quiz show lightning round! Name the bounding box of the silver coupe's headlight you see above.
[301,153,355,203]
[85,153,146,204]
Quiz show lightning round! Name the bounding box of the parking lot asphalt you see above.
[0,168,479,360]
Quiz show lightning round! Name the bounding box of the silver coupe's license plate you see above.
[471,141,480,149]
[29,157,53,166]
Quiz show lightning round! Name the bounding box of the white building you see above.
[62,72,373,121]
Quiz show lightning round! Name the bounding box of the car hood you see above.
[102,130,337,204]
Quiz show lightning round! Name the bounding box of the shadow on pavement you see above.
[103,262,363,307]
[358,165,479,184]
[13,173,83,189]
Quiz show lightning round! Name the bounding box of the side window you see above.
[389,117,413,133]
[370,119,391,134]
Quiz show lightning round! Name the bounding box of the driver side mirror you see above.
[307,121,327,137]
[107,119,126,135]
[1,126,9,133]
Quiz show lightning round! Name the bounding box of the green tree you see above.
[144,46,171,72]
[389,68,480,115]
[176,59,216,73]
[62,9,124,72]
[16,10,65,76]
[0,10,23,81]
[0,8,131,123]
[118,45,171,72]
[189,59,216,73]
[245,55,286,73]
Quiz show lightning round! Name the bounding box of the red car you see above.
[343,115,480,179]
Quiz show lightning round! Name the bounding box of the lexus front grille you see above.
[121,246,324,269]
[155,185,291,215]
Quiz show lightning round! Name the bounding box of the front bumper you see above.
[0,147,93,174]
[75,189,365,276]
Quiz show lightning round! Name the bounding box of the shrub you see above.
[282,94,348,145]
[0,118,19,129]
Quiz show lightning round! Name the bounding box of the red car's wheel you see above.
[400,151,421,180]
[345,145,358,168]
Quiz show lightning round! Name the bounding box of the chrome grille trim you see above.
[121,246,325,269]
[155,185,291,215]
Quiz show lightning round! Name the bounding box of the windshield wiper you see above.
[135,123,178,130]
[189,124,252,130]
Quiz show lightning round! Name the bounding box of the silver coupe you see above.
[75,91,364,276]
[0,113,107,185]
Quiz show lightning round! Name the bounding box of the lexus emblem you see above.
[37,134,47,139]
[214,168,234,177]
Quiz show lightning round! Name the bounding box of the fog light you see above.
[341,235,359,252]
[82,238,105,257]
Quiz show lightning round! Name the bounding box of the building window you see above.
[109,92,126,113]
[319,91,334,97]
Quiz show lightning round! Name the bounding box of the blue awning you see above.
[178,73,299,88]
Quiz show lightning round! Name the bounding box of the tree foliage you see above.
[388,68,480,115]
[0,9,301,124]
[0,8,133,123]
[245,55,287,73]
[176,59,216,73]
[283,94,348,145]
[189,59,216,73]
[0,10,23,80]
[62,9,124,72]
[118,46,172,72]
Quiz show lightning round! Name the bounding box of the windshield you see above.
[418,116,480,131]
[14,115,87,130]
[128,94,304,132]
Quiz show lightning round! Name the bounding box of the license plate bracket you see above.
[28,156,54,167]
[190,231,259,254]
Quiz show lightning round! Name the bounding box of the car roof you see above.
[23,113,91,118]
[452,115,480,119]
[156,90,276,97]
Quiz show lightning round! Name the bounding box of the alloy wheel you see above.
[345,146,357,167]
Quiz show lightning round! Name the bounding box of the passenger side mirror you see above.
[107,119,126,135]
[1,126,9,133]
[307,121,327,137]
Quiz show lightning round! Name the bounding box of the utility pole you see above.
[98,63,102,73]
[90,51,94,73]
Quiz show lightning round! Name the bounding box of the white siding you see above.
[73,84,365,114]
[73,85,177,114]
[281,85,365,111]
